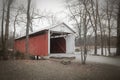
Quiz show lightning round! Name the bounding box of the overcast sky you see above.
[35,0,65,13]
[9,0,71,36]
[34,0,70,26]
[16,0,73,36]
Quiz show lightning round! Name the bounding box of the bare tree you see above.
[66,0,91,64]
[1,0,5,51]
[13,8,21,52]
[25,0,31,58]
[82,9,88,64]
[104,0,116,55]
[98,13,104,55]
[4,0,13,56]
[97,0,104,55]
[83,0,100,55]
[116,1,120,56]
[89,0,98,55]
[66,0,83,63]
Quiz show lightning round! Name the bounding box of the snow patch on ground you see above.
[75,48,116,56]
[89,48,116,56]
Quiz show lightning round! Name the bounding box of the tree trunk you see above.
[97,0,104,56]
[108,20,111,55]
[116,3,120,56]
[4,0,12,56]
[99,20,104,55]
[82,24,87,64]
[13,13,19,53]
[94,31,97,55]
[25,0,31,59]
[79,24,84,63]
[82,12,87,64]
[100,32,104,55]
[12,23,16,58]
[104,31,107,56]
[106,0,113,55]
[1,0,5,51]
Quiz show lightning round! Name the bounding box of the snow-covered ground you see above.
[75,54,120,66]
[76,48,116,56]
[50,48,117,57]
[50,48,120,66]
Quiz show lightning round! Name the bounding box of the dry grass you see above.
[0,60,120,80]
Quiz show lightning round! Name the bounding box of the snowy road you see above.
[50,54,120,67]
[75,54,120,66]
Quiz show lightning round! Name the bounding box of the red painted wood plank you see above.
[14,31,48,56]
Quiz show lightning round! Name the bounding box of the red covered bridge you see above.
[14,23,75,56]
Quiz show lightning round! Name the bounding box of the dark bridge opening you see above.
[50,37,66,53]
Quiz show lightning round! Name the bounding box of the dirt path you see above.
[0,60,120,80]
